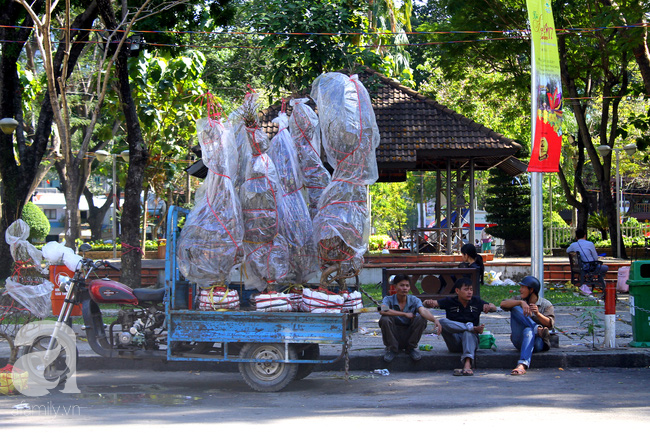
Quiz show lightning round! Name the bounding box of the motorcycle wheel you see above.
[18,332,78,386]
[238,343,298,392]
[295,344,320,381]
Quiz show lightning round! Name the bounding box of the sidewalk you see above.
[2,295,648,373]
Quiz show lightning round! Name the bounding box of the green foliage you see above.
[484,169,530,240]
[370,181,413,245]
[369,235,391,252]
[21,202,50,241]
[587,211,609,240]
[622,216,641,227]
[84,239,160,252]
[578,307,603,348]
[249,0,366,93]
[544,211,569,229]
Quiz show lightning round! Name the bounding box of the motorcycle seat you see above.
[133,288,166,302]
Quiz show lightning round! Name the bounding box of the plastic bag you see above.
[479,331,497,350]
[0,365,28,395]
[313,182,370,276]
[268,111,318,284]
[310,73,378,277]
[342,291,363,311]
[617,266,630,293]
[5,220,42,267]
[310,73,379,184]
[177,118,244,287]
[235,93,291,291]
[301,288,344,313]
[484,270,504,286]
[288,98,331,218]
[252,292,292,312]
[197,287,240,311]
[41,241,71,264]
[4,277,53,319]
[62,251,83,272]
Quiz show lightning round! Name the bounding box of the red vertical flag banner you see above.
[527,0,563,172]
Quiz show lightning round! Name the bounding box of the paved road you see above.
[1,368,649,431]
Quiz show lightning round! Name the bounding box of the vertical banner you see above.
[527,0,563,172]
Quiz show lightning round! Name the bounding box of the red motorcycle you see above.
[18,243,167,386]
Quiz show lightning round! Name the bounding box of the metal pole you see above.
[549,174,553,252]
[446,160,452,254]
[530,41,545,296]
[616,149,621,259]
[531,172,545,297]
[604,285,616,348]
[112,155,117,259]
[419,171,425,228]
[469,158,475,246]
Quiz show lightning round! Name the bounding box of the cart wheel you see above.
[295,344,320,381]
[238,343,298,392]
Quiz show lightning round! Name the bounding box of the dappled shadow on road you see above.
[1,368,649,427]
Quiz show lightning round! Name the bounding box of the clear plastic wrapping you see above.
[313,182,370,276]
[310,73,378,276]
[5,219,43,267]
[310,73,379,185]
[268,112,317,284]
[177,118,244,287]
[236,94,290,290]
[4,219,51,318]
[288,98,331,218]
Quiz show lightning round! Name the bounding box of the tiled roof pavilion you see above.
[259,66,526,182]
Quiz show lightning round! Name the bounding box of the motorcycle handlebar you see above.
[101,261,120,271]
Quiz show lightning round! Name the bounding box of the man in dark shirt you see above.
[380,274,442,363]
[424,278,496,375]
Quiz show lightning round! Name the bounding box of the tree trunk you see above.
[0,1,45,278]
[84,186,116,241]
[0,2,97,277]
[97,0,149,288]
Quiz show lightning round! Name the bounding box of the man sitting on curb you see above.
[379,274,442,362]
[424,278,496,376]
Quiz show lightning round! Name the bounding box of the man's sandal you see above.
[510,365,527,375]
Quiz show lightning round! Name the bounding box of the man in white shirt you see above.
[566,228,608,277]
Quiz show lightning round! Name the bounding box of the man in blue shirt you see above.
[424,278,496,376]
[380,274,441,362]
[566,228,608,280]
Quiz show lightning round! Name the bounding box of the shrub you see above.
[21,202,50,241]
[369,235,391,251]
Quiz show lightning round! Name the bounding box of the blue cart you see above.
[164,206,373,391]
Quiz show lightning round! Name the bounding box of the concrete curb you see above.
[3,348,648,374]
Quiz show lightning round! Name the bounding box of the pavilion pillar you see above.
[469,159,475,245]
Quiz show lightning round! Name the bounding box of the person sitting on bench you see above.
[566,228,608,280]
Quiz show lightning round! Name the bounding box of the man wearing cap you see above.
[500,275,555,375]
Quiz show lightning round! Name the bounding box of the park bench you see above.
[381,266,481,300]
[568,251,606,291]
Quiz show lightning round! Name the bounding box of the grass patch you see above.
[360,282,598,307]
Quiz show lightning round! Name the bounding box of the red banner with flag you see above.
[527,0,563,173]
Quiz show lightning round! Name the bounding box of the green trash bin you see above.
[626,261,650,347]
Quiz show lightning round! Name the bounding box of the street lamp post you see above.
[0,118,19,135]
[597,143,637,258]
